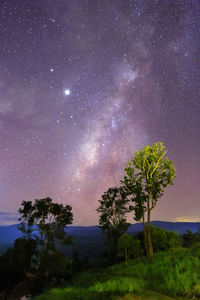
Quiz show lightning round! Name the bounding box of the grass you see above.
[34,247,200,300]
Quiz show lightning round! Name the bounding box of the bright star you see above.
[50,68,54,72]
[64,89,70,95]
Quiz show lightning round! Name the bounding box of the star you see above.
[0,0,199,227]
[64,89,70,96]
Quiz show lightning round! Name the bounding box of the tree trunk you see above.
[125,248,128,265]
[142,218,148,255]
[146,197,154,257]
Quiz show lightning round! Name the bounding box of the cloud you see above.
[0,211,18,225]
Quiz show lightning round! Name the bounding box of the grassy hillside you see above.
[34,247,200,300]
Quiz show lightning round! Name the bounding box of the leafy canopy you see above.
[97,187,129,232]
[123,142,176,222]
[18,197,73,249]
[122,142,175,257]
[97,187,130,263]
[118,233,133,251]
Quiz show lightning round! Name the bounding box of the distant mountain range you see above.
[1,221,200,256]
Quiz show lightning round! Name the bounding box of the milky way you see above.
[0,0,200,225]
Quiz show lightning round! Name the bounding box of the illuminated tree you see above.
[121,142,175,257]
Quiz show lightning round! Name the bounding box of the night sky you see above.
[0,0,200,225]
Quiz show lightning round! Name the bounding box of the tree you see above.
[11,237,38,274]
[129,238,143,258]
[39,250,71,279]
[96,187,130,263]
[182,230,200,248]
[121,142,175,257]
[0,237,38,293]
[151,226,181,252]
[118,233,133,265]
[18,197,73,252]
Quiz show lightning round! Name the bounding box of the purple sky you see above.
[0,0,200,225]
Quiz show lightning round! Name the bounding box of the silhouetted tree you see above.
[121,142,175,257]
[18,197,73,252]
[0,237,37,293]
[39,250,71,279]
[97,187,130,263]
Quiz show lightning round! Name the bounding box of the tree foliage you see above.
[130,238,143,258]
[97,187,130,263]
[0,237,38,293]
[182,229,200,248]
[151,226,181,251]
[121,142,175,257]
[118,233,133,265]
[18,197,73,251]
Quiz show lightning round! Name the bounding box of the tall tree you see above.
[121,142,175,257]
[18,197,73,252]
[97,187,130,263]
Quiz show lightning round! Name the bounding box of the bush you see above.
[182,229,200,247]
[151,226,181,252]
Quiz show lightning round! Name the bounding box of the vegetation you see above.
[118,233,133,265]
[1,142,200,300]
[182,229,200,248]
[0,237,37,293]
[34,247,199,300]
[18,197,73,251]
[122,142,175,256]
[97,187,130,263]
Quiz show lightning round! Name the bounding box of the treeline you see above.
[0,142,197,299]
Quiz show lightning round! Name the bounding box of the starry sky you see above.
[0,0,200,225]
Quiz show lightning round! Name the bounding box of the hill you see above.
[34,248,196,299]
[1,221,200,256]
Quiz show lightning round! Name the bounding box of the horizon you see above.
[1,216,200,227]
